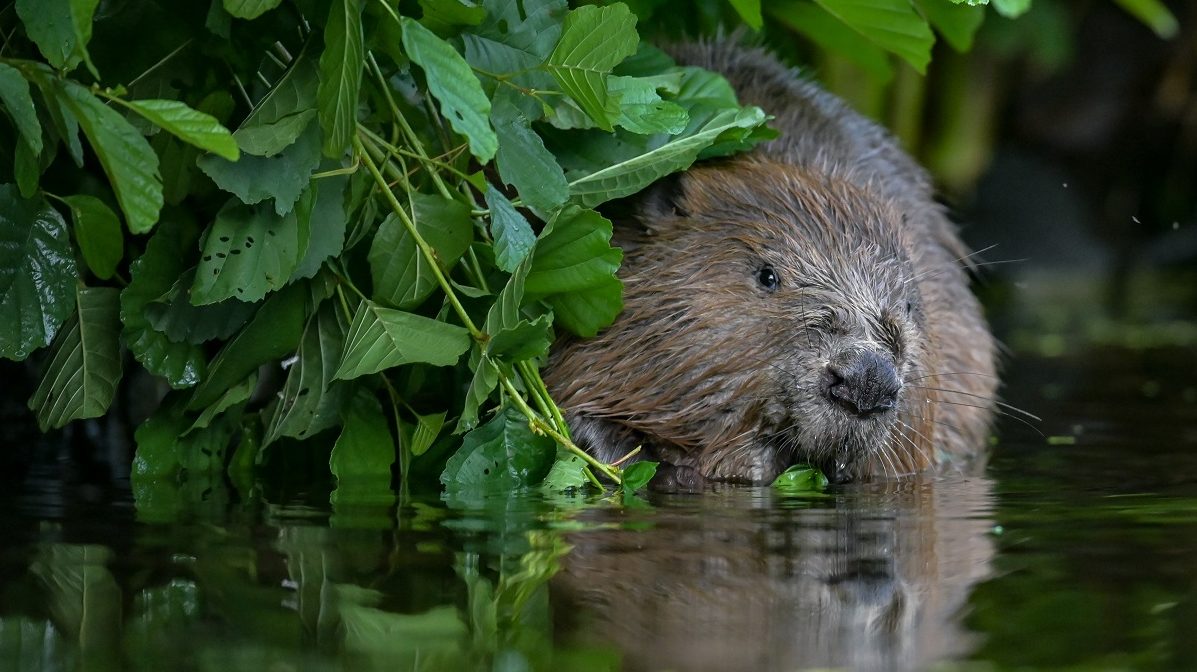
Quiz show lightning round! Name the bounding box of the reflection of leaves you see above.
[29,543,121,649]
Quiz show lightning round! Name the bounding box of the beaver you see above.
[545,41,998,487]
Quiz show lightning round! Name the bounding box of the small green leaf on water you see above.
[545,3,639,131]
[401,17,498,161]
[621,461,658,493]
[60,195,123,280]
[772,464,830,494]
[1047,435,1077,446]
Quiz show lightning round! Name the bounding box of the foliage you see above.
[0,0,1175,498]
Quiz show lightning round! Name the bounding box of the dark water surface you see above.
[2,343,1196,672]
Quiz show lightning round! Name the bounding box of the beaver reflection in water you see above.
[545,42,998,487]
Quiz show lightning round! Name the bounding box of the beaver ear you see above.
[640,172,690,221]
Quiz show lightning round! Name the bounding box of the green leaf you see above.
[491,94,569,213]
[292,173,349,279]
[487,312,552,362]
[124,100,239,161]
[726,0,763,29]
[197,121,322,216]
[461,0,564,96]
[222,0,282,19]
[456,355,498,434]
[265,302,351,444]
[121,218,207,387]
[335,300,472,380]
[144,267,257,343]
[812,0,935,74]
[564,106,767,208]
[767,2,892,80]
[545,3,639,131]
[185,371,255,435]
[317,0,364,158]
[620,460,658,493]
[187,283,307,411]
[417,0,486,33]
[13,136,40,197]
[441,406,555,492]
[56,81,163,234]
[542,453,588,491]
[28,286,122,431]
[772,464,830,494]
[59,195,122,280]
[610,75,689,135]
[410,411,446,456]
[235,110,316,156]
[401,16,498,161]
[990,0,1031,19]
[234,57,319,157]
[368,193,473,309]
[331,389,394,480]
[915,0,986,52]
[15,0,100,76]
[1113,0,1178,38]
[524,206,622,338]
[0,62,43,156]
[191,199,304,305]
[0,186,78,360]
[485,186,535,273]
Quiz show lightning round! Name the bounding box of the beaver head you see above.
[547,159,939,484]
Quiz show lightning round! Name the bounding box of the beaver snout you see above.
[824,351,901,418]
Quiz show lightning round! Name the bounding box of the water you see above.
[1,343,1196,671]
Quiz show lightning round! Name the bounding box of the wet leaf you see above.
[0,186,78,360]
[772,464,830,495]
[402,16,497,161]
[441,406,555,492]
[545,3,639,131]
[331,389,393,480]
[620,460,658,497]
[265,302,351,444]
[812,0,934,73]
[335,300,472,380]
[317,0,364,158]
[197,121,322,216]
[121,218,207,387]
[485,185,536,273]
[0,62,43,156]
[15,0,100,76]
[525,206,622,338]
[369,193,473,308]
[191,199,304,305]
[60,195,122,280]
[56,81,162,233]
[125,99,239,161]
[187,282,307,411]
[542,453,589,491]
[28,286,122,431]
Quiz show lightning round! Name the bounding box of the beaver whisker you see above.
[905,370,999,384]
[909,384,1040,421]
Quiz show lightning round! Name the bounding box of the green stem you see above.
[499,377,620,485]
[366,51,455,199]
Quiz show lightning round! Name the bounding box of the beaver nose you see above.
[825,351,900,417]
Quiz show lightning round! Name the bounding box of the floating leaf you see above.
[317,0,364,157]
[15,0,100,76]
[441,406,555,492]
[485,186,535,273]
[335,300,472,380]
[56,81,163,234]
[368,193,473,309]
[265,302,351,444]
[401,17,498,161]
[197,121,322,216]
[28,286,122,431]
[544,3,639,131]
[812,0,935,73]
[0,62,43,156]
[772,464,830,495]
[620,460,658,494]
[125,99,239,161]
[223,0,282,19]
[60,195,123,280]
[121,218,207,387]
[331,389,394,480]
[0,186,78,360]
[191,199,304,305]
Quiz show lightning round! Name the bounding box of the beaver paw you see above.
[649,463,706,493]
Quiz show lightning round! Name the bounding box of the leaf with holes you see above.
[265,302,351,445]
[334,300,472,380]
[28,287,122,431]
[0,186,78,360]
[441,406,555,492]
[544,3,639,131]
[145,267,258,344]
[191,199,304,305]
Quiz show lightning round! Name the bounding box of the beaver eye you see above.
[757,266,779,291]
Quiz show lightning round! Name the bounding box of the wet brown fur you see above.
[545,41,998,483]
